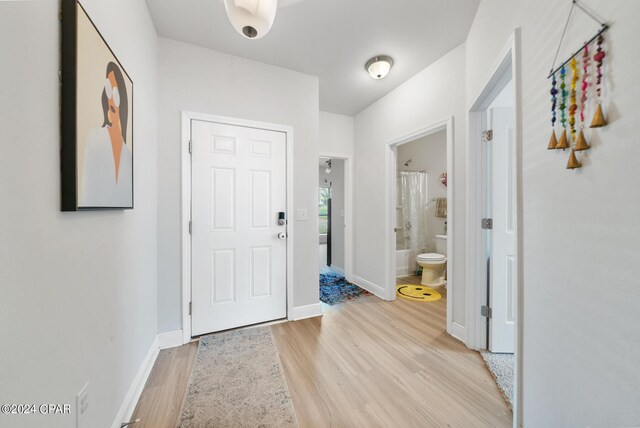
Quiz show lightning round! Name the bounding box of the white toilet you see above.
[416,235,447,287]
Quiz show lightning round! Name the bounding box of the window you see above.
[319,187,331,235]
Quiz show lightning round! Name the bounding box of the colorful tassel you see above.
[591,33,608,128]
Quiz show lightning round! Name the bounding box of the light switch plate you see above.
[296,209,308,221]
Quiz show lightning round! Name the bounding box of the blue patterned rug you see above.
[319,271,370,305]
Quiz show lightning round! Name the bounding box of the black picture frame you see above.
[61,0,134,211]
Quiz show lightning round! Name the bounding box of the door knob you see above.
[278,232,287,240]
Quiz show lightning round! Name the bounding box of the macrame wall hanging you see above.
[547,0,609,170]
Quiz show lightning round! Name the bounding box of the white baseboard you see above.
[158,330,183,350]
[330,265,345,276]
[111,335,159,428]
[449,322,467,344]
[292,303,323,320]
[352,275,386,299]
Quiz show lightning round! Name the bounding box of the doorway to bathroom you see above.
[385,117,455,336]
[396,133,448,278]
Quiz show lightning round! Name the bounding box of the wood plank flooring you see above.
[272,277,511,427]
[132,276,511,427]
[131,341,198,428]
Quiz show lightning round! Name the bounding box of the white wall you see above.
[319,160,345,271]
[353,44,467,328]
[157,38,320,332]
[397,130,448,254]
[319,111,354,155]
[0,1,158,427]
[467,0,640,424]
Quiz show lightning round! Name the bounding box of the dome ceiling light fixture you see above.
[365,55,394,80]
[224,0,278,40]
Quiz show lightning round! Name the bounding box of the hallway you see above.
[133,288,511,427]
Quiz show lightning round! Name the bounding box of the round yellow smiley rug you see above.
[396,284,442,302]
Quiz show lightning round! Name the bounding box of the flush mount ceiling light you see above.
[365,55,394,79]
[224,0,278,39]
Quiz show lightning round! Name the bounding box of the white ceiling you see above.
[146,0,479,116]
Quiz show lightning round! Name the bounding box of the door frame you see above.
[465,29,523,427]
[318,152,354,281]
[181,111,295,344]
[385,117,455,336]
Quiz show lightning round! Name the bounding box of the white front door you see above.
[488,107,516,353]
[191,120,288,335]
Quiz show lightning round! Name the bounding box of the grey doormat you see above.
[480,351,514,411]
[177,327,298,427]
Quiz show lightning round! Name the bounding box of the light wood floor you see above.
[132,276,511,427]
[131,341,198,428]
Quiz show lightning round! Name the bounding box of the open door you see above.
[487,106,516,353]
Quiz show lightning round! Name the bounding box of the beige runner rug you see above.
[177,326,298,427]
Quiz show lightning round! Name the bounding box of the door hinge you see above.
[482,129,493,142]
[481,218,493,229]
[188,140,192,154]
[481,305,492,319]
[189,302,192,315]
[189,220,192,234]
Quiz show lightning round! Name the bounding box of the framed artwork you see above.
[61,0,134,211]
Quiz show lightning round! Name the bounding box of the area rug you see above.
[396,284,442,302]
[319,271,370,305]
[177,327,298,428]
[480,351,514,411]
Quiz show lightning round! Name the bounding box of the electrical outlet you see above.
[296,209,308,221]
[76,382,89,428]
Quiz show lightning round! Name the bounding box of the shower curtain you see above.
[399,171,429,270]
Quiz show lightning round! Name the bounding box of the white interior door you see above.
[191,120,287,335]
[488,107,516,353]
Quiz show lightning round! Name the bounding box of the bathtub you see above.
[396,249,414,277]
